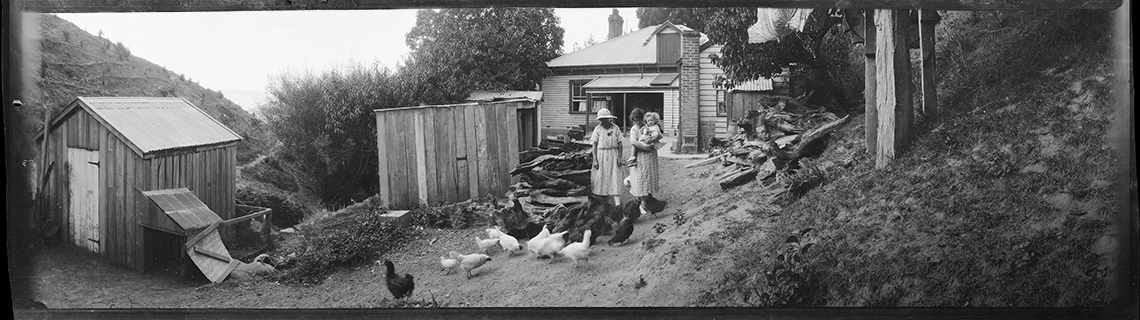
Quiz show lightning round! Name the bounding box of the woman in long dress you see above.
[627,108,660,214]
[590,108,625,205]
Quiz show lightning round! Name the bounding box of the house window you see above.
[716,89,728,116]
[570,79,592,113]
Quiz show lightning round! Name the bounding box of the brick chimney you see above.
[607,9,624,40]
[676,28,701,154]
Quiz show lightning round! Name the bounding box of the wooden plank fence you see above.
[375,100,525,209]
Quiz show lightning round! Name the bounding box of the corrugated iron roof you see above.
[582,73,678,89]
[465,91,544,102]
[728,78,775,92]
[548,23,711,68]
[141,188,224,230]
[78,97,242,155]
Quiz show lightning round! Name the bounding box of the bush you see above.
[272,211,418,285]
[236,180,311,229]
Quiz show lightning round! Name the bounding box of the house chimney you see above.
[677,28,701,154]
[608,9,624,40]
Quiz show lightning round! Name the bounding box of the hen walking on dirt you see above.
[382,260,415,299]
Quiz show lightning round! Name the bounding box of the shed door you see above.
[68,148,100,253]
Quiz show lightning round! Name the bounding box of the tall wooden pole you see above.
[1109,0,1134,307]
[874,9,914,169]
[863,10,878,155]
[918,10,940,118]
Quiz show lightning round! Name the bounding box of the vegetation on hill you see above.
[258,8,566,209]
[696,10,1122,307]
[637,8,863,113]
[33,14,272,164]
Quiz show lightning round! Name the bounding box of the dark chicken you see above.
[382,260,415,299]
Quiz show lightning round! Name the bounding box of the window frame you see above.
[569,79,594,114]
[715,88,728,117]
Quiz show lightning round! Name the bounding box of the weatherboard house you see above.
[35,97,269,281]
[541,12,793,153]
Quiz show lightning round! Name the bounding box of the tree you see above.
[571,34,600,52]
[636,8,707,31]
[401,8,564,105]
[639,8,859,112]
[262,62,413,205]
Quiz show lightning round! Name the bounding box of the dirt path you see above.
[30,158,768,308]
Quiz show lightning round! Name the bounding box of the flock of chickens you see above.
[381,221,630,300]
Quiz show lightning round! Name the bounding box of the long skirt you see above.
[591,148,625,196]
[629,149,659,197]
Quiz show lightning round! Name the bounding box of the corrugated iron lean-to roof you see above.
[582,73,678,90]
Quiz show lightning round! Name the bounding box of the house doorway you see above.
[595,93,664,132]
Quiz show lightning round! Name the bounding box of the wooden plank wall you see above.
[376,101,522,209]
[44,107,239,272]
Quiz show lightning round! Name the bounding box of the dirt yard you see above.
[28,157,773,308]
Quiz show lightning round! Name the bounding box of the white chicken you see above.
[486,227,505,239]
[537,231,569,262]
[475,236,499,253]
[526,225,552,256]
[558,230,592,266]
[498,232,522,255]
[454,252,493,279]
[439,252,459,274]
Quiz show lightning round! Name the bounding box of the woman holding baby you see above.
[626,108,661,215]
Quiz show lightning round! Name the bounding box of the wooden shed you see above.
[35,97,268,278]
[465,91,543,150]
[375,100,526,209]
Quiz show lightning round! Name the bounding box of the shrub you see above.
[236,180,310,229]
[272,211,418,285]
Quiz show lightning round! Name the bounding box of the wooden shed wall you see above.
[43,106,237,272]
[376,102,520,209]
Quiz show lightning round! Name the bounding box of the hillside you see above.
[32,14,272,164]
[698,10,1126,307]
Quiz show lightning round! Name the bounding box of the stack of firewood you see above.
[693,95,850,190]
[491,147,600,238]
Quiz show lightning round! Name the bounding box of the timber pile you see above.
[490,147,610,239]
[698,95,851,190]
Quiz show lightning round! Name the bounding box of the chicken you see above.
[537,231,569,262]
[228,254,277,281]
[382,260,415,299]
[454,252,493,279]
[558,230,592,265]
[526,225,552,255]
[475,236,499,253]
[440,253,459,274]
[608,217,634,246]
[486,227,504,239]
[498,232,522,255]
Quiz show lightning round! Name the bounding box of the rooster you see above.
[454,252,493,279]
[558,230,592,266]
[381,260,415,299]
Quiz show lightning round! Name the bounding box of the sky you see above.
[56,8,641,110]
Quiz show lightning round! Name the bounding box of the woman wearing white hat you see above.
[590,108,625,205]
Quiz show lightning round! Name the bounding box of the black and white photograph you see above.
[4,0,1135,317]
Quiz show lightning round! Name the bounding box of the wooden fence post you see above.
[863,10,878,156]
[874,9,914,169]
[919,10,940,118]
